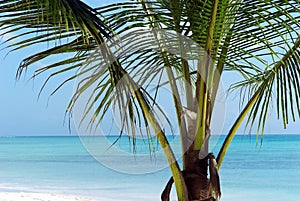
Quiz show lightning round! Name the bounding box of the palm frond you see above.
[248,38,300,134]
[219,0,300,133]
[224,0,300,76]
[0,0,177,149]
[217,37,300,168]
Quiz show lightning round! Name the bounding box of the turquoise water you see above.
[0,135,299,201]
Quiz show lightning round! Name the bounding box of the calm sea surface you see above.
[0,135,299,201]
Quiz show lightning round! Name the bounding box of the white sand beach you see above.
[0,192,101,201]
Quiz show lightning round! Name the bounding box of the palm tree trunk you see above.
[162,128,214,201]
[161,155,214,201]
[162,96,220,201]
[182,132,211,201]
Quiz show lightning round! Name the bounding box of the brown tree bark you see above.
[161,152,215,201]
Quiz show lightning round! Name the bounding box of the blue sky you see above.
[0,48,74,136]
[0,1,299,136]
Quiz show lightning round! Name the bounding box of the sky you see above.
[0,48,74,136]
[0,1,299,136]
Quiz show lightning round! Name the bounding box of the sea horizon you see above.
[1,133,299,137]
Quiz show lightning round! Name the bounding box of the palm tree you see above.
[1,0,299,200]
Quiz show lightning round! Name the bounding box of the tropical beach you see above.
[0,0,299,201]
[0,192,100,201]
[0,135,299,201]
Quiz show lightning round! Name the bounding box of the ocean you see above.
[0,135,299,201]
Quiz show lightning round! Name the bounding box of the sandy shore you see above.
[0,192,101,201]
